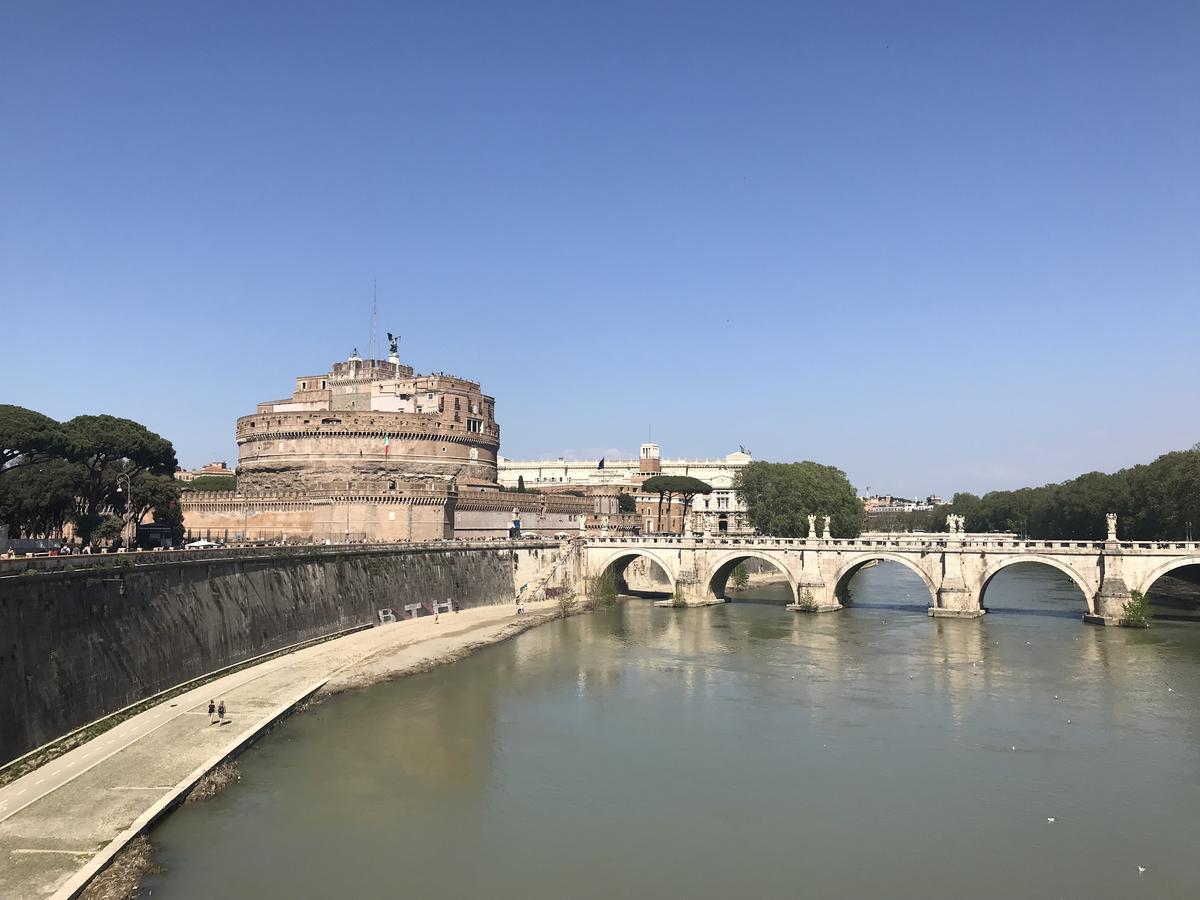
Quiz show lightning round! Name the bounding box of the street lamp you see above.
[115,473,134,550]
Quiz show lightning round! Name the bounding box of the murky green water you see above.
[145,565,1200,899]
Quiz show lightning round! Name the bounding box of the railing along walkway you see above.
[0,538,561,578]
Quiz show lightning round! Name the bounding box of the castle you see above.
[181,347,590,542]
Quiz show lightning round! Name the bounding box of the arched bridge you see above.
[583,528,1200,624]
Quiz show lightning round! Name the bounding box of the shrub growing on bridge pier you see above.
[1122,590,1152,628]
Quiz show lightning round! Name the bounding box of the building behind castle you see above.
[498,443,755,535]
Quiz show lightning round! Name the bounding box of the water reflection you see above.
[146,566,1200,900]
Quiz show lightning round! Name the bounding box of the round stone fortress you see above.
[236,349,500,494]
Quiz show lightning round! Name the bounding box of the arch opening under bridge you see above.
[706,551,797,605]
[1138,558,1200,621]
[593,550,676,598]
[978,557,1095,618]
[832,554,938,613]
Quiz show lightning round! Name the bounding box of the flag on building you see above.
[384,435,391,456]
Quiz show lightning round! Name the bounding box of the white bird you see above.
[1047,817,1055,823]
[1012,746,1016,751]
[1138,866,1146,874]
[1054,695,1059,700]
[1067,719,1071,724]
[1167,686,1174,693]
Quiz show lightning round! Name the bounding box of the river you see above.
[144,564,1200,898]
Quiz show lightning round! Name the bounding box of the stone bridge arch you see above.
[701,550,797,604]
[977,555,1096,615]
[1134,556,1200,598]
[590,547,678,595]
[830,552,938,609]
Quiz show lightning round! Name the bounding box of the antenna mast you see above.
[370,279,378,364]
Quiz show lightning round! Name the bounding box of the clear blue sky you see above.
[2,1,1197,498]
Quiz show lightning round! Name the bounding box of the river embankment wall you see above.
[0,541,559,765]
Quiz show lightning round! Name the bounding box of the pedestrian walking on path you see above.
[208,700,217,725]
[217,700,226,723]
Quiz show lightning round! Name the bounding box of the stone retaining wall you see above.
[0,542,558,765]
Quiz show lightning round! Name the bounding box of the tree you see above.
[673,476,712,532]
[517,475,526,492]
[939,446,1200,540]
[0,459,79,539]
[90,515,124,547]
[735,461,864,538]
[618,493,636,514]
[129,470,184,540]
[185,474,236,492]
[0,405,64,470]
[0,410,181,544]
[58,415,177,543]
[643,475,669,532]
[640,475,711,534]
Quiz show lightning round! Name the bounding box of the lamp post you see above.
[115,473,134,550]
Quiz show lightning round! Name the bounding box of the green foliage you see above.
[940,447,1200,540]
[500,482,540,494]
[671,585,688,607]
[0,406,180,543]
[584,570,619,610]
[641,475,712,497]
[186,475,236,492]
[557,590,579,616]
[864,505,951,533]
[91,515,124,546]
[732,564,750,591]
[0,404,64,468]
[794,588,817,611]
[0,459,78,538]
[735,461,864,538]
[618,493,637,513]
[641,475,713,533]
[1122,590,1152,628]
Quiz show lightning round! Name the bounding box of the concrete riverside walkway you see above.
[0,600,558,898]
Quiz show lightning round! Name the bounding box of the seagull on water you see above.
[1047,817,1055,823]
[1138,866,1146,874]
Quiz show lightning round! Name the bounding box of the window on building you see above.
[718,496,728,509]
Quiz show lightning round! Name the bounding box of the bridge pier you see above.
[932,550,985,619]
[1085,544,1133,625]
[789,552,837,612]
[786,583,842,614]
[653,570,724,607]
